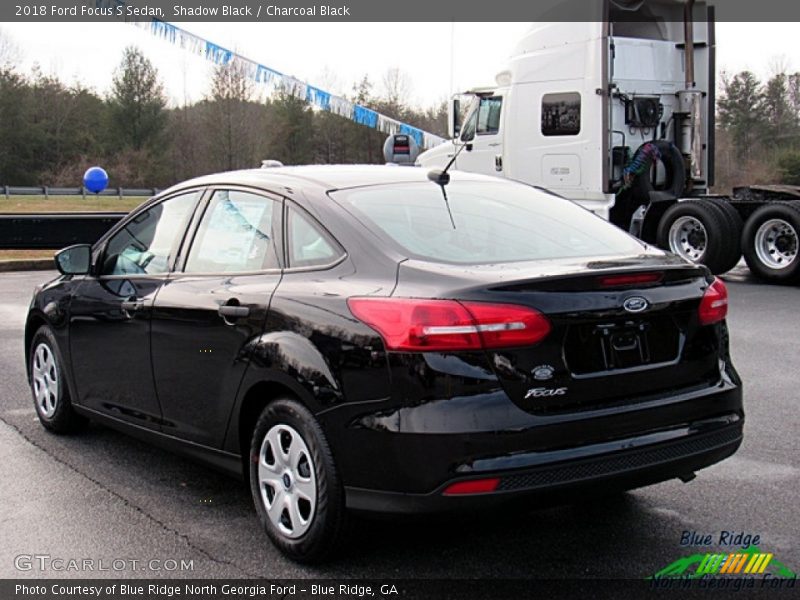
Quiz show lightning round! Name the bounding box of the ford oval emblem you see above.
[623,296,649,313]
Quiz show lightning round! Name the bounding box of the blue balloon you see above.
[83,166,109,194]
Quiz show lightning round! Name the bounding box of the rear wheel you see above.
[29,326,87,433]
[741,201,800,283]
[704,198,744,273]
[657,200,734,274]
[249,398,348,563]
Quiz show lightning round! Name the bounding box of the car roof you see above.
[160,164,503,196]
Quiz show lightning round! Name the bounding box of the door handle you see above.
[218,304,250,319]
[121,299,144,311]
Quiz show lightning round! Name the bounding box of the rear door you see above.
[150,188,283,447]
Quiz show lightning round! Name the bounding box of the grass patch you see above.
[0,195,145,213]
[0,249,55,261]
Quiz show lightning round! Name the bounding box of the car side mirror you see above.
[55,244,91,275]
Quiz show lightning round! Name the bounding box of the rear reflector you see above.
[698,277,728,325]
[347,298,551,351]
[597,272,663,288]
[442,478,500,495]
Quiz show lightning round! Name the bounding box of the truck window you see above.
[542,92,581,136]
[477,97,502,135]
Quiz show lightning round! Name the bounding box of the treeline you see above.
[2,37,799,193]
[716,68,800,189]
[0,45,447,188]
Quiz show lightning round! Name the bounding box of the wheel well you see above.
[24,315,47,373]
[237,380,299,463]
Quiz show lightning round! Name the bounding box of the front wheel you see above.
[741,201,800,283]
[29,325,87,433]
[656,200,736,274]
[249,398,348,563]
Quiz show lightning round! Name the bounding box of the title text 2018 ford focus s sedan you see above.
[25,165,742,562]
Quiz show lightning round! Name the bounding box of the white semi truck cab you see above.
[415,1,800,283]
[420,2,713,218]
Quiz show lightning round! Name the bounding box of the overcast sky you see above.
[2,22,797,108]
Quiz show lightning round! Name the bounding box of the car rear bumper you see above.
[344,415,743,514]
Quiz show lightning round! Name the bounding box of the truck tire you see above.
[741,201,800,283]
[704,198,743,273]
[656,200,733,274]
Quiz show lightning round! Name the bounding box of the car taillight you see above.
[698,277,728,325]
[347,298,551,351]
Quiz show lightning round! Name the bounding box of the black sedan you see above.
[25,165,742,562]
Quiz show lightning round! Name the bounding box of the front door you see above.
[150,188,283,447]
[68,190,201,428]
[457,95,504,176]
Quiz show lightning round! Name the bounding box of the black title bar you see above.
[5,0,800,22]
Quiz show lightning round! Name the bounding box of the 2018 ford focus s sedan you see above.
[25,165,742,562]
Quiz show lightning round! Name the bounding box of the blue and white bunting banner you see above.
[94,0,445,150]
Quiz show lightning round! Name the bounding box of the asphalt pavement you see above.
[0,267,797,581]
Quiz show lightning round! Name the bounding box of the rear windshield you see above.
[331,181,644,264]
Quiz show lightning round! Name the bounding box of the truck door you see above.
[457,96,503,176]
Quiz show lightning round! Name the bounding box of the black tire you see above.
[741,201,800,283]
[628,140,686,199]
[704,198,744,273]
[656,200,732,274]
[249,398,348,563]
[28,325,87,433]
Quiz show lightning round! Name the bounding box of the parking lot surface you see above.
[0,268,797,580]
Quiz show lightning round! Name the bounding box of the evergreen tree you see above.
[717,71,765,160]
[108,46,167,152]
[269,86,315,165]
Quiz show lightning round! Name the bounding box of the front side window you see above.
[101,191,199,276]
[333,181,643,265]
[460,96,503,141]
[476,96,502,135]
[185,190,279,273]
[287,204,342,268]
[542,92,581,136]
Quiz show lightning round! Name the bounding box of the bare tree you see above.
[380,67,412,116]
[205,59,259,171]
[0,27,20,66]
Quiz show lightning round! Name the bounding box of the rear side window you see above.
[332,181,643,265]
[185,190,279,273]
[542,92,581,136]
[286,204,343,268]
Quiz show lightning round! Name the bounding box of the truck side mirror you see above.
[449,98,462,140]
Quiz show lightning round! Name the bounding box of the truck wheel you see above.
[741,201,800,283]
[656,200,732,274]
[704,198,743,273]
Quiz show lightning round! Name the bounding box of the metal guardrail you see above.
[0,213,127,249]
[0,186,154,249]
[1,186,160,198]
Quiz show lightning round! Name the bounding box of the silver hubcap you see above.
[32,343,59,418]
[258,424,317,539]
[668,216,707,262]
[754,218,798,270]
